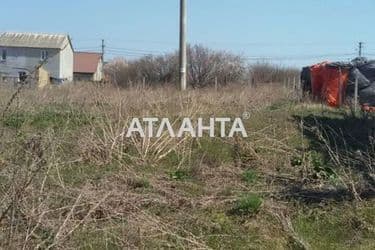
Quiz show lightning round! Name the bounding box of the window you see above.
[41,50,48,61]
[18,71,27,83]
[1,49,6,61]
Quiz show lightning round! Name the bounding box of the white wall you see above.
[59,43,74,81]
[0,47,60,78]
[93,58,103,81]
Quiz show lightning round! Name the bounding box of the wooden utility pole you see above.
[101,39,105,61]
[179,0,187,90]
[101,39,105,81]
[359,42,363,57]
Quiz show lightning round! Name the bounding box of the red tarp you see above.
[310,62,349,107]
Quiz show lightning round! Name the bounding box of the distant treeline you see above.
[104,44,299,88]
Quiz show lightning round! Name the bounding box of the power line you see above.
[106,51,360,61]
[244,53,356,60]
[74,47,101,50]
[106,49,157,56]
[80,45,358,60]
[104,39,176,45]
[105,50,156,57]
[73,38,373,63]
[195,41,362,48]
[106,47,168,54]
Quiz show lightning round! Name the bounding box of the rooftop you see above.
[74,52,102,73]
[0,32,71,49]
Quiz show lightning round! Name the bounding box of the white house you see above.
[0,32,74,83]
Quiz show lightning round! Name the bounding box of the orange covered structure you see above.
[310,62,350,107]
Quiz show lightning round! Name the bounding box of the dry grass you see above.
[0,82,373,249]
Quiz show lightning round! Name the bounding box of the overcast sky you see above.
[1,0,375,66]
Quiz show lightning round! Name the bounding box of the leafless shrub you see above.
[249,61,300,85]
[104,54,178,88]
[104,44,248,88]
[103,58,130,87]
[187,44,245,88]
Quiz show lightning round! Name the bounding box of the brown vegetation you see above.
[104,44,300,88]
[0,82,373,249]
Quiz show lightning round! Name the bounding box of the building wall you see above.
[93,59,103,81]
[59,43,74,81]
[74,72,94,82]
[0,47,60,79]
[36,66,50,88]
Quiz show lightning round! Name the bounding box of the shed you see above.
[73,52,103,82]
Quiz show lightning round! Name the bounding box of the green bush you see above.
[309,151,337,180]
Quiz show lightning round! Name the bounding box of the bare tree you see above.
[249,61,299,84]
[103,58,130,87]
[104,45,298,88]
[187,45,245,88]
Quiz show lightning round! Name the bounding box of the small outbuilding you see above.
[73,52,103,82]
[301,57,375,107]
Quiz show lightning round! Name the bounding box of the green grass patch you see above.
[127,177,151,189]
[54,163,120,187]
[161,150,180,169]
[72,226,123,250]
[241,169,258,184]
[267,99,295,111]
[307,150,337,180]
[2,106,91,130]
[30,107,90,129]
[2,111,29,129]
[293,204,375,249]
[195,138,234,166]
[170,169,190,181]
[230,194,263,215]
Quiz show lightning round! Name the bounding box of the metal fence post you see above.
[354,76,359,113]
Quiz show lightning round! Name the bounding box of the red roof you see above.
[74,52,102,73]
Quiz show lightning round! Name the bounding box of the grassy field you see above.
[0,83,374,249]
